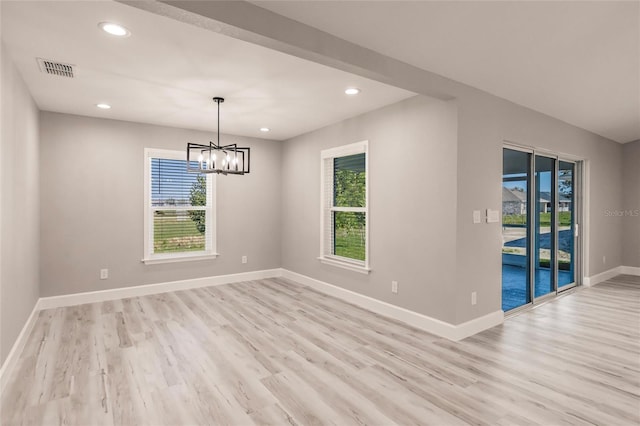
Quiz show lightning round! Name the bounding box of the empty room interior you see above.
[1,1,639,425]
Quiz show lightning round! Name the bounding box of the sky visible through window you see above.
[503,173,551,190]
[151,158,202,206]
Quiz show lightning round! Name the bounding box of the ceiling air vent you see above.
[36,58,75,78]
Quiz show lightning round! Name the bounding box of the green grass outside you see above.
[503,211,572,227]
[502,249,572,271]
[154,212,204,253]
[538,259,572,270]
[335,229,365,261]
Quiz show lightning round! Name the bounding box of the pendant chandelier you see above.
[187,97,250,175]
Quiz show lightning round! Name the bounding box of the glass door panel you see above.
[534,156,555,298]
[503,148,581,312]
[558,161,576,288]
[502,149,531,311]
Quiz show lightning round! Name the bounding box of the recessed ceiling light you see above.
[345,88,360,95]
[96,103,111,110]
[98,22,130,37]
[260,127,270,132]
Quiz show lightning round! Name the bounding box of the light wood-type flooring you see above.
[1,275,639,425]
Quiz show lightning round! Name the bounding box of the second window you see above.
[320,141,369,271]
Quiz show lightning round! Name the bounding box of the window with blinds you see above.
[143,148,216,263]
[320,141,369,272]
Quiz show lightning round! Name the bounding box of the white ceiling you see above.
[0,1,414,141]
[256,0,640,144]
[3,1,638,144]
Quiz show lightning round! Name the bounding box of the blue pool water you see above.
[504,229,574,252]
[502,265,573,311]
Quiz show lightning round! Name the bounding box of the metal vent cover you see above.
[36,58,74,78]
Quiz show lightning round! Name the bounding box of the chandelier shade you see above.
[186,97,250,175]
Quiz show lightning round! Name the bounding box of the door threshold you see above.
[504,286,580,319]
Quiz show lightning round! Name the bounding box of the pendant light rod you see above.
[213,97,224,147]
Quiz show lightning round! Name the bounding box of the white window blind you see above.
[143,149,216,263]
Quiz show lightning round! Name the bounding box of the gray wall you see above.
[454,90,623,323]
[622,140,640,267]
[39,112,281,297]
[282,95,460,323]
[0,43,40,365]
[282,90,624,325]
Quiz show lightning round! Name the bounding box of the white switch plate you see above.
[100,269,108,280]
[471,291,477,305]
[391,281,398,294]
[487,209,500,223]
[473,210,481,224]
[242,256,248,264]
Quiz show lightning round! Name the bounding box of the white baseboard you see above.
[0,300,40,394]
[584,264,640,287]
[584,266,624,287]
[620,265,640,276]
[37,268,283,310]
[281,269,503,341]
[453,310,506,341]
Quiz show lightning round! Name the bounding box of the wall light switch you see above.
[473,210,481,224]
[100,269,108,280]
[487,209,500,223]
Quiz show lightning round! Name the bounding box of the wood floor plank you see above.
[260,371,344,426]
[2,275,639,425]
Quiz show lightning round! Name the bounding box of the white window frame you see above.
[143,148,217,264]
[318,140,370,274]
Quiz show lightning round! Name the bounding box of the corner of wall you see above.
[622,140,640,268]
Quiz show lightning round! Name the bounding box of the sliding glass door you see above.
[534,155,555,298]
[502,147,579,312]
[502,149,531,311]
[558,161,576,290]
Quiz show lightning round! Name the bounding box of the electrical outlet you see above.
[242,255,248,264]
[471,291,477,305]
[100,269,108,280]
[391,281,398,294]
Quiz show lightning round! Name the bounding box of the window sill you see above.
[142,253,219,265]
[317,256,371,274]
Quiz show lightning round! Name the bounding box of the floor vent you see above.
[37,58,74,78]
